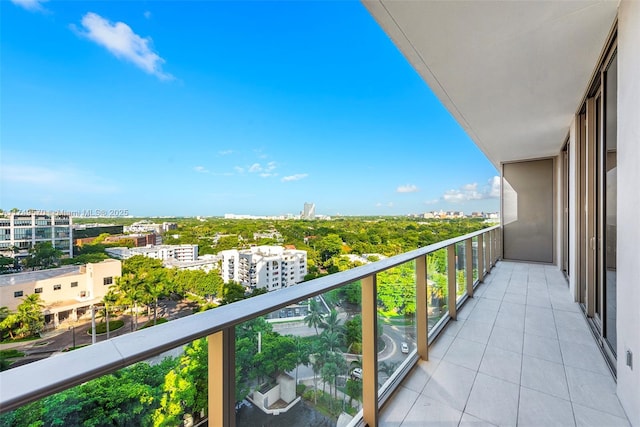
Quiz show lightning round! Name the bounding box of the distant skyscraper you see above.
[302,202,316,220]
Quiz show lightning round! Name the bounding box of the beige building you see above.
[0,259,121,326]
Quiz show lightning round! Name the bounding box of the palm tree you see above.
[17,294,44,338]
[144,276,165,326]
[102,289,119,339]
[304,299,324,335]
[293,336,309,387]
[321,331,341,352]
[321,309,342,335]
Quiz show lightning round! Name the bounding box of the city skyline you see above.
[1,1,500,217]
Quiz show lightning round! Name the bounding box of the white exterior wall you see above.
[616,1,640,424]
[219,250,239,283]
[0,259,121,312]
[221,246,307,290]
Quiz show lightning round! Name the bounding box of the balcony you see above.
[381,261,629,426]
[0,226,628,426]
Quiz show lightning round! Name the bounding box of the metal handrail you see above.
[0,224,499,414]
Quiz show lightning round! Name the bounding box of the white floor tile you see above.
[401,394,462,427]
[523,333,562,363]
[442,337,486,371]
[479,345,522,384]
[565,365,626,418]
[487,325,524,354]
[465,373,519,426]
[572,403,631,427]
[421,360,476,411]
[379,385,419,427]
[521,355,570,399]
[518,386,575,426]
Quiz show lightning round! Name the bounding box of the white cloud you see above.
[74,12,173,80]
[194,166,209,173]
[281,174,308,182]
[248,161,277,176]
[11,0,48,12]
[489,176,501,198]
[441,176,500,203]
[218,150,233,156]
[234,166,245,173]
[1,164,118,194]
[397,184,419,193]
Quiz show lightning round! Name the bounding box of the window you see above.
[53,284,61,291]
[14,291,23,298]
[70,281,78,288]
[104,277,113,286]
[35,287,43,294]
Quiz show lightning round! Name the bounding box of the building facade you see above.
[0,212,73,258]
[105,244,198,262]
[0,259,121,326]
[302,202,316,220]
[219,246,307,291]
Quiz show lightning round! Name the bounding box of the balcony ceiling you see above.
[363,0,618,167]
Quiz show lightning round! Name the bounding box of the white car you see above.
[351,367,363,380]
[401,342,409,354]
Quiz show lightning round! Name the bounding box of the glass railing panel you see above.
[427,248,448,332]
[472,236,479,285]
[455,242,466,304]
[376,260,416,393]
[236,285,362,425]
[0,343,195,427]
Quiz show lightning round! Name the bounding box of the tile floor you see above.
[380,261,630,427]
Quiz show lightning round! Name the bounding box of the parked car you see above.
[401,342,409,354]
[351,367,363,380]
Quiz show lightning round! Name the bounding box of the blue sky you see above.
[1,0,499,217]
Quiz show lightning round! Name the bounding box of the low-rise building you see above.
[0,259,121,326]
[106,244,198,262]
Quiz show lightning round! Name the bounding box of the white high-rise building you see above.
[302,202,316,220]
[219,246,307,291]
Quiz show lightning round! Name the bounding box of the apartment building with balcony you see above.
[219,245,307,291]
[1,1,639,426]
[105,244,198,262]
[0,212,73,258]
[0,259,121,326]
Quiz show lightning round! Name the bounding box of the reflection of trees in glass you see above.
[377,262,416,316]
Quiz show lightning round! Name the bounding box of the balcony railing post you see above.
[491,229,498,265]
[477,234,485,282]
[361,274,379,427]
[465,238,474,297]
[447,245,457,320]
[484,231,491,275]
[209,327,236,427]
[416,255,428,360]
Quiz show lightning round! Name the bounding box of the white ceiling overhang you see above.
[363,0,619,167]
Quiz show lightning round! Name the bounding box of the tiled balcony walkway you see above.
[380,261,630,426]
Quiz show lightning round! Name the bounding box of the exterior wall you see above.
[220,246,307,290]
[0,259,121,312]
[616,1,640,424]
